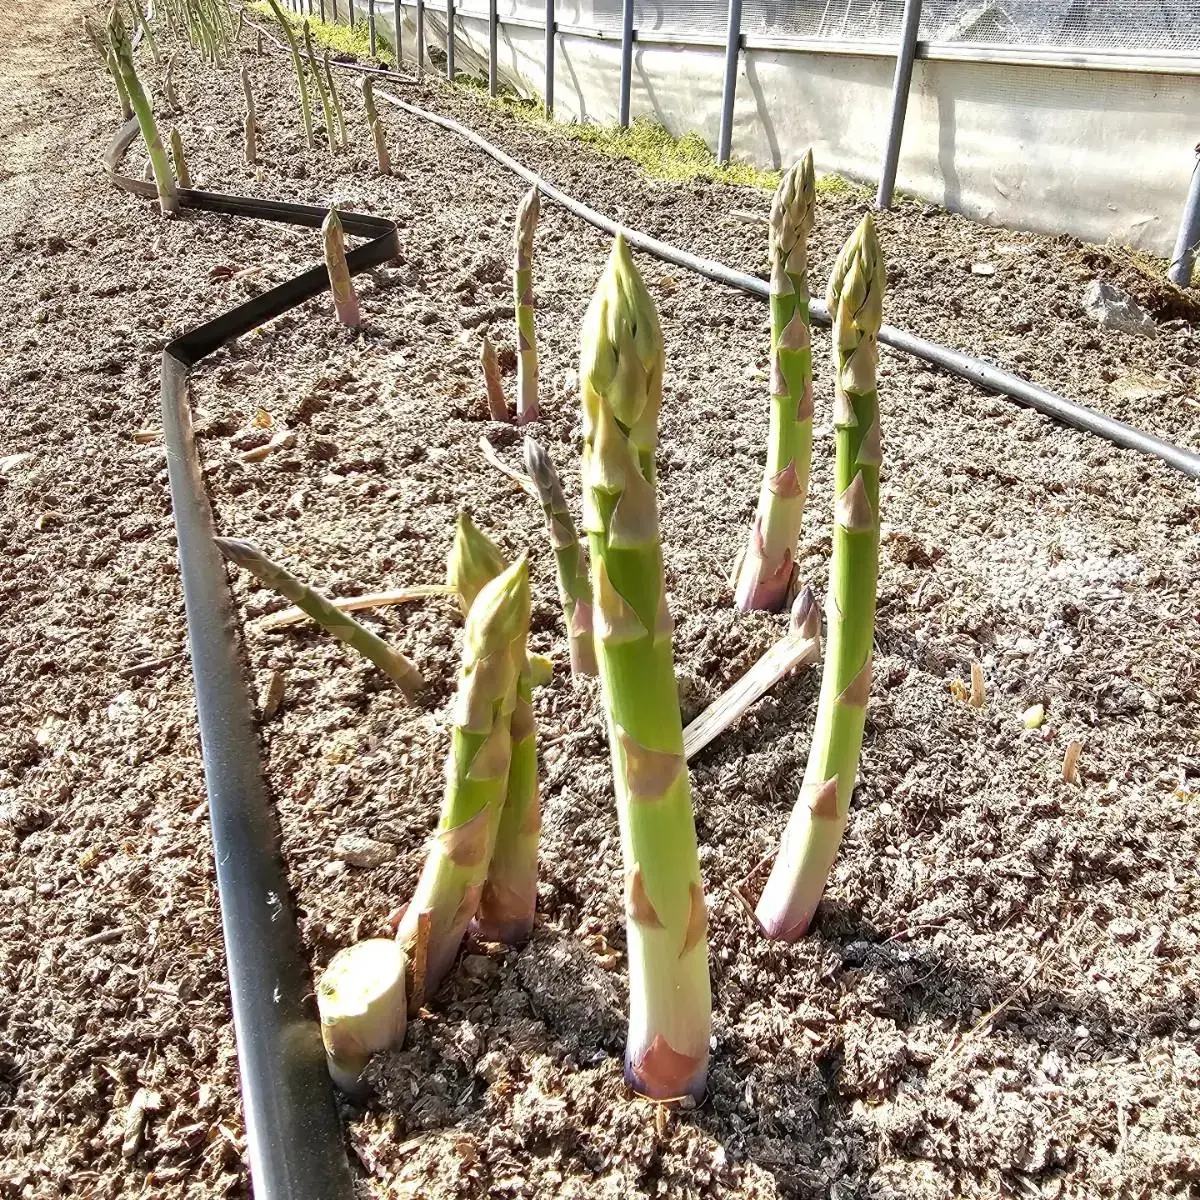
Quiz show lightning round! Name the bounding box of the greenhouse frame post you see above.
[368,0,377,55]
[348,0,356,27]
[618,0,634,127]
[488,0,498,95]
[446,0,455,79]
[876,0,922,209]
[332,0,338,22]
[717,0,743,164]
[1167,148,1200,287]
[416,0,425,73]
[319,0,326,21]
[393,0,402,63]
[544,0,555,115]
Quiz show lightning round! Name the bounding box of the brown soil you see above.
[2,5,1200,1199]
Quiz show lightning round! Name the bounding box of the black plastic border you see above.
[105,118,400,1200]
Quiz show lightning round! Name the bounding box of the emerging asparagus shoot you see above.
[523,437,597,677]
[754,214,884,941]
[446,510,508,616]
[580,235,711,1102]
[163,50,180,110]
[169,127,191,189]
[480,334,508,421]
[241,66,257,164]
[324,49,348,150]
[513,188,540,424]
[322,206,361,329]
[733,152,817,611]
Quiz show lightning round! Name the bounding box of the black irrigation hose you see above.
[103,118,397,1200]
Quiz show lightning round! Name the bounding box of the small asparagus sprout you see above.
[317,939,407,1095]
[523,437,597,677]
[323,206,361,329]
[303,22,338,152]
[266,0,314,148]
[753,214,884,942]
[169,127,192,189]
[370,115,391,175]
[241,66,257,165]
[163,50,180,110]
[324,50,348,151]
[733,153,817,612]
[361,74,380,126]
[580,235,711,1102]
[513,188,540,424]
[107,8,178,216]
[396,558,530,1010]
[480,335,508,421]
[214,537,424,698]
[446,510,508,616]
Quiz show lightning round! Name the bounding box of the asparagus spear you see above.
[168,127,192,189]
[580,235,710,1102]
[733,153,817,611]
[323,49,348,151]
[523,437,597,677]
[446,510,508,616]
[480,334,508,421]
[396,558,530,1010]
[323,206,361,329]
[214,537,424,698]
[163,50,180,110]
[241,66,257,165]
[303,21,338,152]
[266,0,314,148]
[513,188,540,424]
[754,214,884,941]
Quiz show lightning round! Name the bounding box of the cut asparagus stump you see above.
[524,437,597,677]
[214,536,424,698]
[317,939,408,1095]
[580,234,711,1102]
[395,558,530,1010]
[733,152,817,611]
[446,511,508,616]
[323,206,361,329]
[753,213,884,942]
[683,586,819,760]
[513,188,540,424]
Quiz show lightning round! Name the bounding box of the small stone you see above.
[1081,280,1156,338]
[1140,690,1158,712]
[970,262,996,276]
[1013,637,1039,655]
[1022,704,1046,729]
[332,833,397,869]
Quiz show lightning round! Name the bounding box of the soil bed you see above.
[2,8,1200,1199]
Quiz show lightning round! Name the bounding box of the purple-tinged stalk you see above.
[580,235,711,1102]
[480,334,509,421]
[323,206,361,329]
[754,214,884,941]
[163,51,180,111]
[734,152,817,611]
[513,187,540,424]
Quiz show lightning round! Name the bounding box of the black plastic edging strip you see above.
[105,116,402,1200]
[353,84,1200,480]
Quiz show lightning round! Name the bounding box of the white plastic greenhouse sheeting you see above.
[369,7,1197,256]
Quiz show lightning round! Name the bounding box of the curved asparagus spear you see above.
[733,153,817,611]
[323,49,348,151]
[523,437,597,677]
[241,66,257,165]
[323,206,361,329]
[214,536,424,698]
[303,22,337,153]
[446,510,508,616]
[513,188,540,424]
[580,235,711,1102]
[107,8,178,216]
[396,558,530,1010]
[168,127,192,189]
[370,115,391,175]
[754,214,884,941]
[480,334,508,421]
[266,0,314,148]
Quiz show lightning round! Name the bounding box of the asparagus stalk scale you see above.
[214,536,424,698]
[733,152,817,612]
[323,206,361,329]
[523,437,597,678]
[754,214,884,941]
[580,235,711,1102]
[266,0,314,148]
[396,558,530,1009]
[513,188,540,424]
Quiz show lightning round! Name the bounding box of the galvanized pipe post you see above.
[618,0,634,127]
[416,0,425,73]
[875,0,922,209]
[544,0,555,115]
[446,0,454,79]
[368,0,377,55]
[393,0,402,65]
[488,0,498,95]
[331,0,338,22]
[319,0,326,21]
[348,0,355,27]
[1168,147,1200,287]
[717,0,743,164]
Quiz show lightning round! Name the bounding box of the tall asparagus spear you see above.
[446,511,508,616]
[754,214,884,941]
[733,153,817,612]
[513,188,540,424]
[580,235,711,1102]
[214,537,424,699]
[266,0,314,148]
[396,558,530,1010]
[163,50,180,110]
[323,49,348,151]
[107,8,178,217]
[84,16,133,120]
[303,21,338,152]
[523,437,597,678]
[323,207,361,329]
[241,65,257,165]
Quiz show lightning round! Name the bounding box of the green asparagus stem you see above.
[754,213,884,941]
[580,235,710,1102]
[85,16,133,121]
[163,50,180,110]
[523,437,597,678]
[513,187,540,424]
[369,116,390,175]
[241,65,257,165]
[303,21,337,152]
[396,557,530,1009]
[323,206,361,329]
[124,0,161,64]
[169,126,191,188]
[214,536,424,698]
[266,0,314,148]
[107,8,178,216]
[480,334,508,421]
[446,510,508,616]
[734,152,817,612]
[323,49,348,150]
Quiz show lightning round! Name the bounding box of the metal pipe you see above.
[717,0,743,164]
[348,0,355,26]
[876,0,922,209]
[393,0,402,65]
[319,0,325,22]
[416,0,425,73]
[373,84,1200,481]
[618,0,633,127]
[544,0,555,115]
[1167,147,1200,287]
[446,0,454,79]
[368,0,377,55]
[488,0,498,95]
[331,0,338,22]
